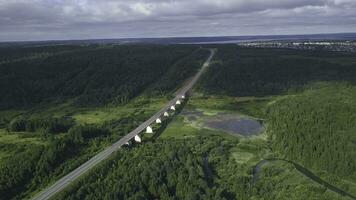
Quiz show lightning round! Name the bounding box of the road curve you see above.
[252,159,356,200]
[31,48,216,200]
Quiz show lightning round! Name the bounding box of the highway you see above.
[31,48,215,200]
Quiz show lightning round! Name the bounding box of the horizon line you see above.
[1,31,356,44]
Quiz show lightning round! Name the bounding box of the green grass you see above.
[72,96,167,125]
[159,117,199,139]
[8,95,169,126]
[263,160,320,187]
[0,129,45,145]
[0,128,46,165]
[188,94,240,113]
[188,94,277,119]
[231,151,254,164]
[160,115,234,139]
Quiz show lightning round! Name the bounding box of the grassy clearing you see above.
[0,129,45,146]
[263,161,323,188]
[159,117,199,139]
[10,95,168,126]
[231,151,254,164]
[188,94,277,119]
[0,128,46,166]
[68,96,167,125]
[160,115,235,140]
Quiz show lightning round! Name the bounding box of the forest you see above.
[34,44,356,200]
[54,136,249,200]
[54,132,347,200]
[200,45,356,96]
[1,43,356,199]
[266,84,356,185]
[0,44,208,109]
[0,44,210,199]
[199,45,356,198]
[200,46,356,178]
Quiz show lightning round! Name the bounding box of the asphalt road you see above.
[253,159,356,200]
[31,48,216,200]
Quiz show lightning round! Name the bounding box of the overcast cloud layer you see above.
[0,0,356,41]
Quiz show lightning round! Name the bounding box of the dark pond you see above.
[204,115,263,136]
[181,109,263,136]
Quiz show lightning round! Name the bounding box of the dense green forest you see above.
[267,84,356,185]
[200,45,356,96]
[0,44,208,109]
[198,45,356,198]
[0,44,210,199]
[0,123,113,199]
[54,133,347,200]
[43,45,356,200]
[0,45,94,64]
[54,136,249,200]
[2,44,356,200]
[200,46,356,177]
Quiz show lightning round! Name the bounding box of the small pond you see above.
[182,110,263,136]
[204,114,263,136]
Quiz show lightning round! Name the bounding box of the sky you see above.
[0,0,356,42]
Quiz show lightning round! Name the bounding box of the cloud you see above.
[0,0,355,41]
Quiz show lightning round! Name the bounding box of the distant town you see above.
[238,40,356,53]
